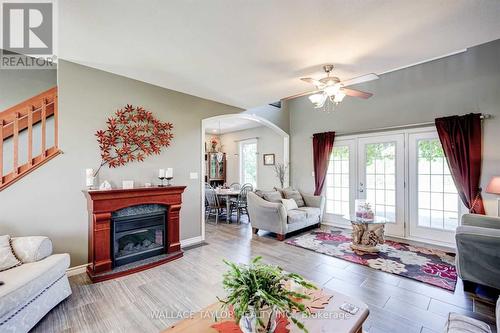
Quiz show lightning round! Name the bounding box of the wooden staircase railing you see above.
[0,86,61,191]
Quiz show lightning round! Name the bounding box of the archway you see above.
[200,113,290,240]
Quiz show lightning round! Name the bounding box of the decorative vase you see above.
[239,306,277,333]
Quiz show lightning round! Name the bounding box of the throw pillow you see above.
[281,198,298,211]
[274,186,294,198]
[262,191,283,203]
[0,235,21,272]
[283,189,305,207]
[11,236,53,263]
[254,189,265,198]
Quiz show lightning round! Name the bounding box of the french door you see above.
[358,135,405,237]
[325,134,405,237]
[324,128,461,246]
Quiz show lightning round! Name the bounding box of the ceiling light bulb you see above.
[308,93,327,108]
[334,91,346,103]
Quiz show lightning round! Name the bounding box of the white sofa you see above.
[247,191,325,240]
[0,236,71,332]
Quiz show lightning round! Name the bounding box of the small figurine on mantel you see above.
[99,180,112,190]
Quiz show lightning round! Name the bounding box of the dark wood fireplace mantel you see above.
[83,186,186,282]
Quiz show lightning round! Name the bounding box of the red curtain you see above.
[435,113,485,214]
[312,132,335,196]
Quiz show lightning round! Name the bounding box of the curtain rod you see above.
[310,114,492,138]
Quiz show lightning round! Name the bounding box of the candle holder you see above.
[165,177,173,186]
[158,176,166,187]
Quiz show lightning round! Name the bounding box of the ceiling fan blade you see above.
[300,77,322,86]
[340,73,379,87]
[340,87,373,99]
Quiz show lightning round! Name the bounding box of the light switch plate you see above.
[190,172,198,179]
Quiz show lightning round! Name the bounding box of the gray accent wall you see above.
[0,66,57,111]
[0,60,288,266]
[286,39,500,215]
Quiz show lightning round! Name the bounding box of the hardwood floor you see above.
[33,221,496,333]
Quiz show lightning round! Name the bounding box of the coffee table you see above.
[164,287,369,333]
[347,215,387,253]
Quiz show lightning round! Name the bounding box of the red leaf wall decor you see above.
[94,104,174,176]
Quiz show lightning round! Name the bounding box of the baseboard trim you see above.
[65,236,203,276]
[66,264,87,277]
[180,236,203,248]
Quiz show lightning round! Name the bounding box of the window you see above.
[326,145,350,217]
[239,139,257,188]
[365,142,396,221]
[416,138,459,231]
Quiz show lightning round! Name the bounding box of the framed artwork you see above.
[263,153,275,165]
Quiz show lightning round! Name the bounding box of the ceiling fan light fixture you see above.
[308,93,327,108]
[324,84,341,96]
[333,91,346,103]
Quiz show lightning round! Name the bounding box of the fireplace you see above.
[84,186,186,282]
[112,205,167,267]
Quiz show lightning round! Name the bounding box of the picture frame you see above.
[263,153,275,165]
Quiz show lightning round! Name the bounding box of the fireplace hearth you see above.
[84,186,186,282]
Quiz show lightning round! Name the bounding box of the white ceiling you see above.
[204,118,262,134]
[59,0,500,109]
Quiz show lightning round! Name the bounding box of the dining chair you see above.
[205,183,225,224]
[229,182,241,191]
[230,183,253,224]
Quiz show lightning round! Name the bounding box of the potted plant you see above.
[219,256,317,333]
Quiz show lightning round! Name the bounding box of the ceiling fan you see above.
[286,65,379,112]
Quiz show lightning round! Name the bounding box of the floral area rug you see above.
[285,228,457,291]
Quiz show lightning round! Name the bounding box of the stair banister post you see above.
[13,113,19,175]
[28,106,33,166]
[41,98,47,158]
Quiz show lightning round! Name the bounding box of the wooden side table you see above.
[348,216,387,253]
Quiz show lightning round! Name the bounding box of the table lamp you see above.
[486,176,500,216]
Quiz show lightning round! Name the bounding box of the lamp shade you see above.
[486,176,500,194]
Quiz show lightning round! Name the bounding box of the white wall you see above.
[218,126,285,190]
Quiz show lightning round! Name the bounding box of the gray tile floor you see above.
[33,222,496,333]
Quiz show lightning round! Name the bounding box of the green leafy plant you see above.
[219,256,317,332]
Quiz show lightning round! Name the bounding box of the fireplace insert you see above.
[112,209,166,267]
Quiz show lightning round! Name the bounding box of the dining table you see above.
[214,188,240,223]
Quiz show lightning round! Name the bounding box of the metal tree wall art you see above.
[94,104,174,176]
